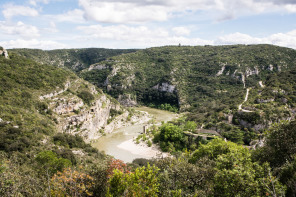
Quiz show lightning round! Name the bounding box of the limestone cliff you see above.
[41,78,149,142]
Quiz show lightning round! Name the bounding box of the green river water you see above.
[92,107,177,163]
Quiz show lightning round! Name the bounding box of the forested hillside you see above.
[0,49,136,196]
[9,48,137,72]
[79,44,296,145]
[9,45,296,145]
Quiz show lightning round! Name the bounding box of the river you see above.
[92,107,177,163]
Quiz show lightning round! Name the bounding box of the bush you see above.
[253,120,296,168]
[53,133,87,149]
[77,90,94,105]
[107,164,159,197]
[147,140,152,147]
[35,150,72,175]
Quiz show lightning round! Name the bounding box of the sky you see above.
[0,0,296,49]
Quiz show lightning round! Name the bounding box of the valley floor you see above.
[92,107,178,162]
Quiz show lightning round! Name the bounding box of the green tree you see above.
[254,120,296,168]
[107,164,159,197]
[77,90,95,105]
[184,121,197,132]
[155,157,215,196]
[252,120,296,196]
[35,150,72,175]
[159,123,184,145]
[51,167,94,197]
[278,156,296,197]
[0,153,48,196]
[190,139,285,196]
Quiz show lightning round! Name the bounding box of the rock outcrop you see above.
[152,82,176,93]
[0,47,9,59]
[42,80,149,142]
[118,94,138,107]
[216,64,226,76]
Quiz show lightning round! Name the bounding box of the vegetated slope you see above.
[0,50,108,196]
[7,44,296,144]
[0,48,150,196]
[9,48,137,72]
[80,44,296,144]
[1,49,135,142]
[0,51,73,153]
[0,48,142,163]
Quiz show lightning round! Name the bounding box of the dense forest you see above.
[1,45,296,196]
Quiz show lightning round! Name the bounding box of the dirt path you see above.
[238,88,253,112]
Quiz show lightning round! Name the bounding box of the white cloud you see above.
[215,32,262,45]
[46,9,85,23]
[2,4,39,19]
[79,0,169,23]
[77,24,213,48]
[215,31,296,49]
[78,0,296,23]
[0,39,67,49]
[77,23,296,49]
[285,4,296,12]
[266,32,296,49]
[77,24,169,41]
[43,21,58,33]
[0,21,40,39]
[172,27,191,36]
[29,0,49,6]
[257,0,296,5]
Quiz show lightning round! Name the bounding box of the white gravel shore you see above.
[117,139,170,159]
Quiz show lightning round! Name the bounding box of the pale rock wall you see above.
[216,64,226,76]
[245,67,259,77]
[238,119,266,131]
[53,94,111,140]
[0,48,9,59]
[88,64,108,71]
[118,94,137,107]
[153,82,176,93]
[44,80,149,142]
[256,98,275,103]
[51,98,84,115]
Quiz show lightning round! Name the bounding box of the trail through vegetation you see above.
[238,88,253,112]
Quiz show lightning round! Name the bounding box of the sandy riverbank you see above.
[93,107,176,162]
[117,138,170,160]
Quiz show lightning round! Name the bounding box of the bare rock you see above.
[0,46,9,59]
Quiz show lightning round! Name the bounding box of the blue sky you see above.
[0,0,296,49]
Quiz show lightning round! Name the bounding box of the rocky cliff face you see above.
[152,82,176,93]
[41,78,149,142]
[118,94,138,107]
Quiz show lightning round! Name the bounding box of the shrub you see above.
[35,150,72,175]
[77,90,94,105]
[147,140,152,147]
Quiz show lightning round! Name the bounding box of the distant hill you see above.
[7,44,296,144]
[9,48,138,72]
[79,44,296,144]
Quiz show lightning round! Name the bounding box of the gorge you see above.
[1,44,296,196]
